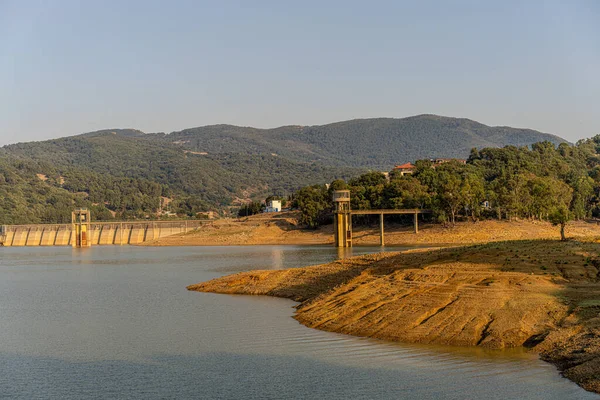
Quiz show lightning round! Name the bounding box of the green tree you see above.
[570,175,595,219]
[549,205,571,241]
[383,176,430,209]
[460,172,485,220]
[237,201,264,217]
[293,185,330,228]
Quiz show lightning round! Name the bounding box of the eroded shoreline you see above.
[188,241,600,394]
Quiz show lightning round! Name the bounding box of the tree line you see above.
[292,138,600,239]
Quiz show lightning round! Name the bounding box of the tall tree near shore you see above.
[570,175,595,219]
[436,169,463,224]
[383,176,430,209]
[460,171,485,221]
[293,185,330,228]
[549,205,571,241]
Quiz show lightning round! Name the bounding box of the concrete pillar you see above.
[334,212,352,247]
[111,225,118,244]
[55,228,70,246]
[342,214,346,247]
[26,228,40,246]
[379,213,385,246]
[40,228,57,246]
[345,214,351,247]
[336,213,343,247]
[39,228,46,246]
[94,226,101,244]
[129,227,144,244]
[333,214,338,246]
[414,212,419,234]
[336,214,342,247]
[348,214,353,247]
[5,231,15,247]
[99,226,116,245]
[12,229,27,246]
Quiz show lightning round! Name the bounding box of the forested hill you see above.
[0,115,568,224]
[0,132,360,224]
[148,115,567,169]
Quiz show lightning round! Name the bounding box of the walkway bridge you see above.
[351,209,431,246]
[0,220,207,247]
[333,190,431,247]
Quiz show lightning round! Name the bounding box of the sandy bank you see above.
[188,240,600,394]
[143,213,331,246]
[144,212,600,247]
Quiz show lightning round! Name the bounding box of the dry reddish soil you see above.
[188,240,600,394]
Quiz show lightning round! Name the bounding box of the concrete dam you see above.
[0,220,206,247]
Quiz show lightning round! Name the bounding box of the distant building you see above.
[393,162,415,176]
[264,199,282,213]
[392,158,467,176]
[196,211,216,219]
[432,158,467,166]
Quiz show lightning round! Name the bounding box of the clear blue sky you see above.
[1,0,598,145]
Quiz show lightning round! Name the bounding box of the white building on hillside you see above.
[264,199,282,213]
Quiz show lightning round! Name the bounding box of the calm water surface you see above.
[0,245,597,399]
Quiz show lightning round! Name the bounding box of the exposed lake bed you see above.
[1,246,598,399]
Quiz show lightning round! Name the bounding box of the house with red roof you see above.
[393,162,415,176]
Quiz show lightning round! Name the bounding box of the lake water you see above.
[0,245,597,399]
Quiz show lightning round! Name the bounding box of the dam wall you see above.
[0,220,205,247]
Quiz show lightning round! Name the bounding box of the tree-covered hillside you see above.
[152,115,566,169]
[0,155,165,224]
[0,115,569,224]
[0,133,360,224]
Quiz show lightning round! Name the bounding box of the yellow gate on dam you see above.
[0,220,207,247]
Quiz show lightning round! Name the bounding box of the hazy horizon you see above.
[1,1,599,145]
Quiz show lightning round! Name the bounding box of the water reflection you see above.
[271,247,284,269]
[337,246,353,260]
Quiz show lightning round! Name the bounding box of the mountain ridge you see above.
[0,114,570,223]
[47,114,565,153]
[136,114,567,169]
[148,114,563,138]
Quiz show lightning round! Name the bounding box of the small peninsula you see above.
[189,239,600,394]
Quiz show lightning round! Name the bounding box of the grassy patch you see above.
[579,299,600,307]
